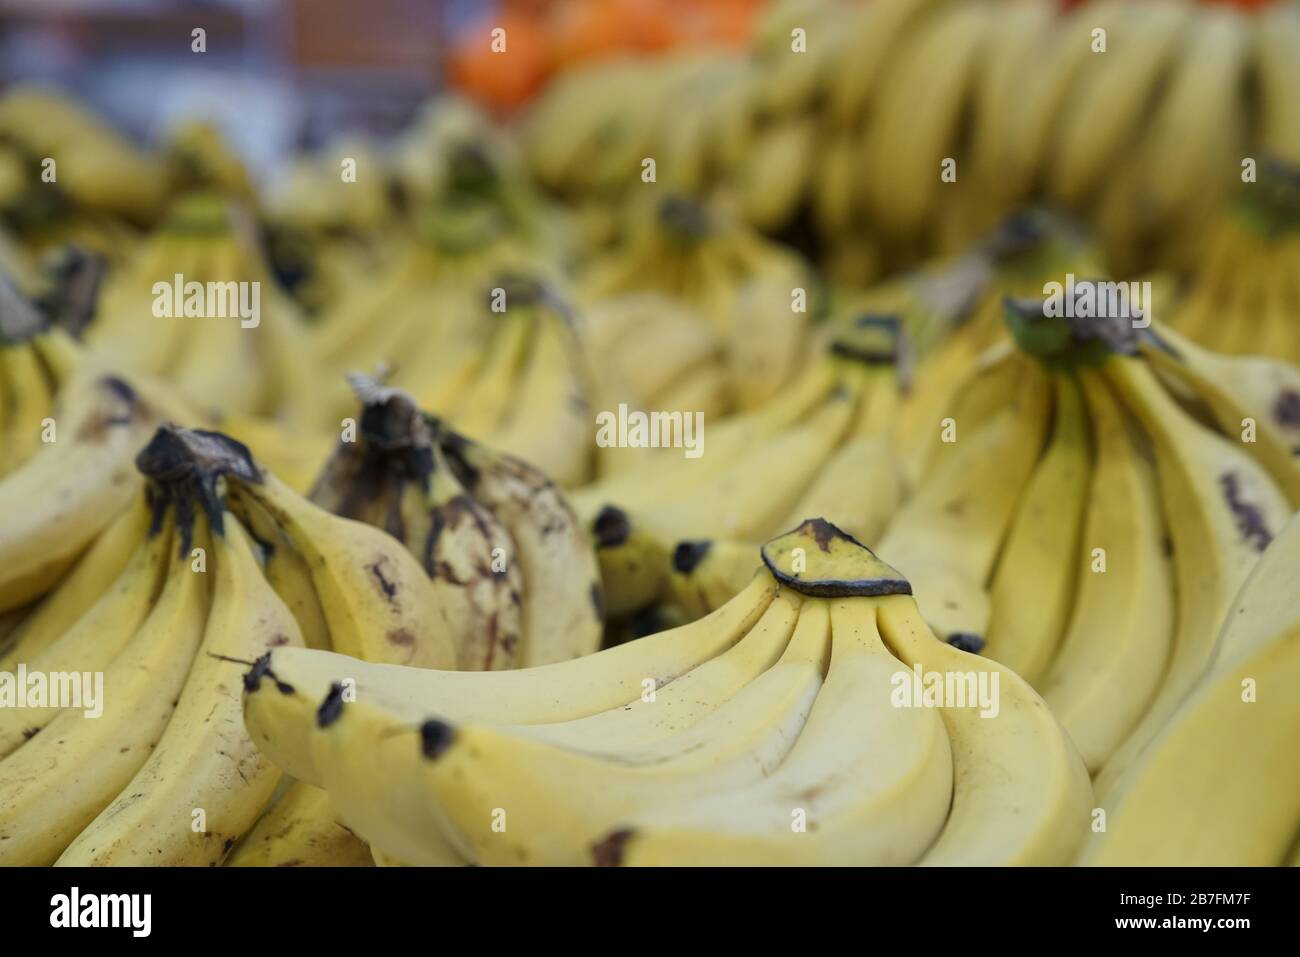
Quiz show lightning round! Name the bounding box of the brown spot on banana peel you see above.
[947,633,986,655]
[419,719,455,759]
[1273,390,1300,430]
[1219,472,1273,552]
[591,829,633,867]
[592,506,632,549]
[366,558,399,600]
[673,540,711,574]
[317,683,346,728]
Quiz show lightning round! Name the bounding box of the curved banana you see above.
[231,464,456,670]
[1080,513,1300,865]
[57,510,302,866]
[1142,322,1300,506]
[665,538,761,621]
[0,510,208,864]
[241,575,778,784]
[0,372,158,612]
[1037,370,1174,773]
[0,505,172,758]
[225,781,372,867]
[879,362,1053,644]
[0,489,151,673]
[438,431,603,666]
[407,597,825,866]
[983,372,1092,685]
[1096,355,1293,793]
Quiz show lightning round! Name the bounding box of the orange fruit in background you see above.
[446,11,550,114]
[545,0,635,67]
[677,0,760,48]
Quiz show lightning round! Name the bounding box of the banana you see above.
[309,694,471,866]
[1134,7,1249,230]
[249,521,1092,867]
[445,310,531,441]
[665,539,761,621]
[1141,322,1300,506]
[879,363,1053,644]
[0,504,172,758]
[591,506,672,619]
[509,590,801,754]
[1080,513,1300,865]
[308,385,532,670]
[0,489,151,674]
[225,781,372,867]
[826,0,938,128]
[1255,2,1300,165]
[0,509,208,864]
[232,491,332,651]
[0,340,55,477]
[484,294,592,488]
[228,448,457,669]
[57,509,302,866]
[1047,1,1191,206]
[968,0,1054,191]
[727,273,811,411]
[0,86,167,221]
[735,115,816,233]
[438,431,603,666]
[1037,370,1174,773]
[983,373,1092,685]
[632,372,860,544]
[778,433,904,546]
[0,371,159,613]
[88,224,200,376]
[874,592,1093,866]
[603,521,1088,866]
[1096,355,1293,793]
[419,435,525,671]
[860,1,993,236]
[241,575,778,784]
[405,596,824,866]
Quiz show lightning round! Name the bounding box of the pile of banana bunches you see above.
[1,0,1299,868]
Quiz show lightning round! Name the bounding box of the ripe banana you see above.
[0,508,208,864]
[1037,370,1174,773]
[225,781,372,867]
[57,508,302,866]
[1080,512,1300,865]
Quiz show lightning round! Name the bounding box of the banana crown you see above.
[0,267,46,343]
[762,518,911,598]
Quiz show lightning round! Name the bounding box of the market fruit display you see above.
[0,0,1298,868]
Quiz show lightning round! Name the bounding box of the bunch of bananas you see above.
[573,312,907,620]
[242,518,1092,867]
[1165,168,1300,365]
[0,420,464,865]
[310,381,603,670]
[520,0,1300,279]
[322,272,596,487]
[1080,510,1300,866]
[580,196,816,407]
[86,193,319,426]
[1,3,1298,869]
[882,298,1299,777]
